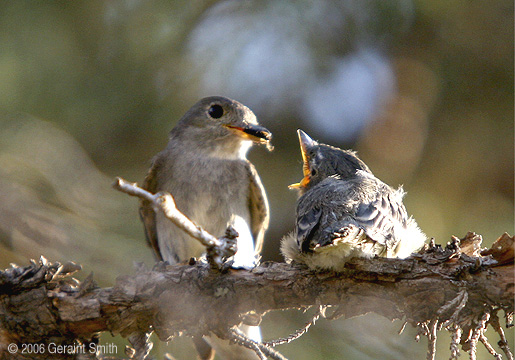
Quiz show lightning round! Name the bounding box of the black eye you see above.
[208,104,224,119]
[311,168,317,176]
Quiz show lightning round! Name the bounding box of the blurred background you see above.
[0,1,512,359]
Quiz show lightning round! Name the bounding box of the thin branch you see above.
[480,333,502,360]
[257,344,289,360]
[228,328,266,360]
[427,319,439,360]
[229,327,289,360]
[491,312,514,360]
[263,306,325,347]
[113,177,236,268]
[469,312,491,360]
[449,324,462,360]
[113,177,217,247]
[398,321,408,335]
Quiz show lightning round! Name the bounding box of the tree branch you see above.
[0,233,513,360]
[1,178,513,359]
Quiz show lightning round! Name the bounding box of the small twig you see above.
[229,328,266,360]
[449,324,462,360]
[263,306,325,347]
[229,327,289,360]
[113,177,236,268]
[258,343,289,360]
[427,319,439,360]
[469,312,490,360]
[480,333,503,360]
[113,177,218,248]
[398,321,408,335]
[491,312,514,360]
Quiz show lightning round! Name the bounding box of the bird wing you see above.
[353,185,408,249]
[245,161,270,255]
[139,155,164,261]
[295,178,346,251]
[296,204,323,252]
[295,176,409,252]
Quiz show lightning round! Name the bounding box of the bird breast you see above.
[163,154,252,237]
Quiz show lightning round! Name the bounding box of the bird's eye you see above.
[311,169,317,177]
[208,104,224,119]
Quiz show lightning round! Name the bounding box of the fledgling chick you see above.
[140,96,271,360]
[281,130,426,271]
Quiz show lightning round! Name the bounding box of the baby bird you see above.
[281,130,426,271]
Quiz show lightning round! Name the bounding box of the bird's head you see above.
[289,129,371,193]
[173,96,272,158]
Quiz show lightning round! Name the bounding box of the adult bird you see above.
[140,96,271,359]
[282,130,426,271]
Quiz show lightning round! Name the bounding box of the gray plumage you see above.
[282,130,426,271]
[140,96,270,359]
[140,96,270,266]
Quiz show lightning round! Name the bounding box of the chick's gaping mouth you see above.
[288,142,311,189]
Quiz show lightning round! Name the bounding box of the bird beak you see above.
[224,124,273,151]
[289,129,315,189]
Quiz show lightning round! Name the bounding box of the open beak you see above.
[224,124,273,150]
[289,129,315,189]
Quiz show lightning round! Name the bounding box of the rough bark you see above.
[0,233,513,360]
